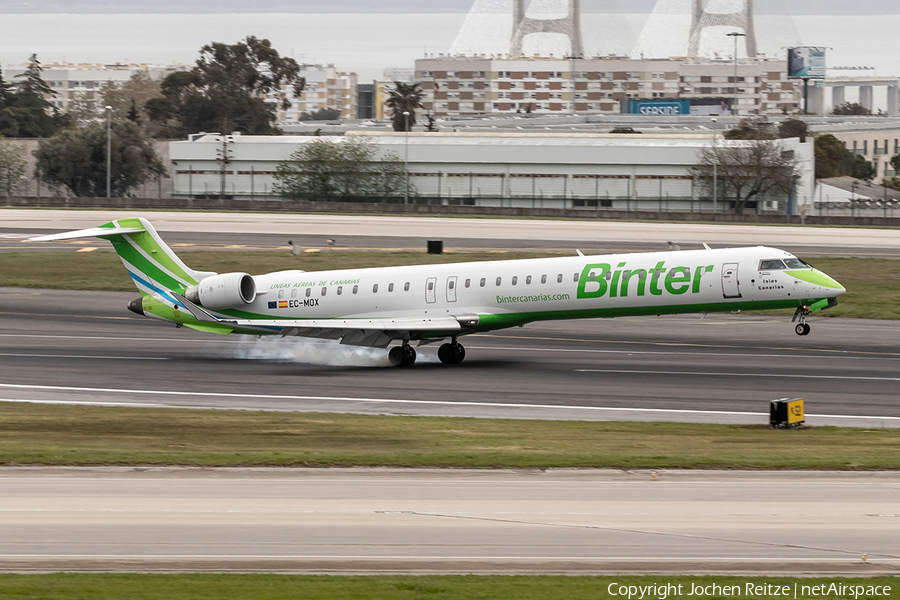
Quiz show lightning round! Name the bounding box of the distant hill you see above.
[1,0,898,14]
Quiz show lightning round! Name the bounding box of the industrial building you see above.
[168,131,814,214]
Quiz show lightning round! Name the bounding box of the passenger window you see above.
[353,285,358,294]
[541,275,547,284]
[337,286,343,295]
[427,281,434,291]
[388,283,394,292]
[589,272,595,281]
[557,274,563,283]
[465,279,471,288]
[291,288,298,299]
[573,273,579,282]
[449,280,455,289]
[496,277,502,286]
[512,276,518,285]
[404,282,410,291]
[373,284,379,293]
[278,289,284,299]
[306,288,311,297]
[321,287,327,296]
[480,278,486,287]
[526,275,532,284]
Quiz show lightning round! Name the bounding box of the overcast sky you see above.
[1,0,898,13]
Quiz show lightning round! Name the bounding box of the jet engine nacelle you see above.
[184,272,256,310]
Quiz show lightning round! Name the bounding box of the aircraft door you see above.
[425,277,437,303]
[721,263,742,298]
[446,276,458,302]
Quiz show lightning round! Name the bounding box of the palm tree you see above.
[385,82,424,132]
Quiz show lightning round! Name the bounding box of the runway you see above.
[1,288,898,428]
[3,208,900,257]
[0,468,897,574]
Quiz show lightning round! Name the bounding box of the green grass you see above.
[2,403,900,469]
[0,575,897,600]
[1,251,897,319]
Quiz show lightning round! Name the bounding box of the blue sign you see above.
[627,100,691,116]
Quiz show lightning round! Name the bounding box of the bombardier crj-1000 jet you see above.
[32,218,846,367]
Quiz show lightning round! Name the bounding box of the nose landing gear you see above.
[793,307,811,336]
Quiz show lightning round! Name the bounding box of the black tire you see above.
[795,323,806,336]
[802,323,811,336]
[452,343,466,364]
[438,343,455,364]
[401,346,417,367]
[388,346,405,366]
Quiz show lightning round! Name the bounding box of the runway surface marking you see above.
[0,353,165,361]
[0,554,883,562]
[576,368,900,383]
[485,333,900,358]
[2,383,897,423]
[2,333,899,361]
[0,310,138,321]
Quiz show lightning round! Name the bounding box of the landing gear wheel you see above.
[438,342,466,365]
[389,345,417,367]
[794,323,811,336]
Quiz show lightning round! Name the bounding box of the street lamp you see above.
[105,105,112,198]
[403,111,410,205]
[726,32,746,117]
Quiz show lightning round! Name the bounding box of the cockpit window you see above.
[784,258,810,269]
[759,259,786,270]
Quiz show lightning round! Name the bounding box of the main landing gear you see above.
[388,343,417,367]
[793,307,811,336]
[437,340,466,365]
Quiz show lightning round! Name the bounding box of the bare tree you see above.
[693,139,800,214]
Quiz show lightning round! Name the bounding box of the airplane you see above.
[31,217,846,367]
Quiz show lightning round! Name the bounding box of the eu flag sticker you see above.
[268,301,277,309]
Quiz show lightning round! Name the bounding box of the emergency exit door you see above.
[721,263,742,298]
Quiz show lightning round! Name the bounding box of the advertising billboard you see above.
[788,47,826,79]
[689,98,731,116]
[626,99,691,116]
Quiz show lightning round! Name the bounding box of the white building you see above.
[168,131,814,214]
[415,56,801,117]
[271,65,358,122]
[3,62,187,113]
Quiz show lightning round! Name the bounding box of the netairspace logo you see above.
[606,582,892,600]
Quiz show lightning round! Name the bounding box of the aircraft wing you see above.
[172,294,475,347]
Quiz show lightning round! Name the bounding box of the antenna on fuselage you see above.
[576,249,584,256]
[702,243,712,250]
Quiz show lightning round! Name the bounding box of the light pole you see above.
[105,105,112,198]
[726,32,746,117]
[403,111,410,205]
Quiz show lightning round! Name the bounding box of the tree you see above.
[845,153,876,182]
[35,120,164,197]
[693,139,800,214]
[274,136,405,201]
[0,55,60,138]
[385,82,424,132]
[146,36,305,137]
[723,118,776,140]
[832,102,871,116]
[777,118,809,142]
[299,108,341,121]
[0,137,28,196]
[814,134,849,179]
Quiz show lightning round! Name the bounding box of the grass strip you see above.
[1,252,898,319]
[2,403,900,469]
[0,575,897,600]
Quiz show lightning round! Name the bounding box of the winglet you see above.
[29,225,146,242]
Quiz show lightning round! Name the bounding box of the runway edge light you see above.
[770,398,805,428]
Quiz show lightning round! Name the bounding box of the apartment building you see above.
[271,65,358,122]
[415,56,801,118]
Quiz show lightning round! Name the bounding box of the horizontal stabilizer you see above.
[29,226,146,242]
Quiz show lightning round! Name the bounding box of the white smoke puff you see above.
[222,336,441,367]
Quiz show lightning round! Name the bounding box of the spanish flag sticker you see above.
[278,301,288,308]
